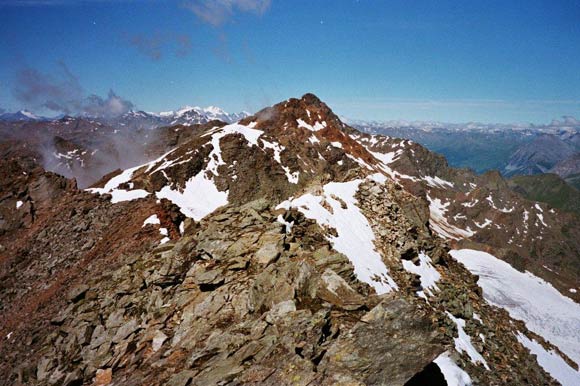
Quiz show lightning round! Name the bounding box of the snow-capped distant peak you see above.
[202,106,227,115]
[175,106,197,116]
[20,110,38,119]
[157,111,174,117]
[151,105,249,125]
[0,110,42,122]
[125,110,150,117]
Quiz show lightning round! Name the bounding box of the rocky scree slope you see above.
[0,94,578,385]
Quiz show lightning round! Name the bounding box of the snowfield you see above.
[516,333,580,386]
[450,249,580,385]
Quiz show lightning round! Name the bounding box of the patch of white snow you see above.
[276,179,398,294]
[434,351,473,386]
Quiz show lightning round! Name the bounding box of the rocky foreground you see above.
[0,94,579,385]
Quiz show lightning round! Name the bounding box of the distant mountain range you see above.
[350,118,580,189]
[0,110,44,122]
[0,105,250,128]
[3,107,580,190]
[503,134,579,176]
[103,106,250,130]
[345,115,580,133]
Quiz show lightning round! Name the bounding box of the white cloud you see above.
[183,0,271,27]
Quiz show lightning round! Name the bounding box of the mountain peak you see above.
[242,93,340,132]
[300,92,323,105]
[0,109,41,122]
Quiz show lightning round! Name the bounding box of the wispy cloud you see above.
[212,32,233,63]
[182,0,271,27]
[179,1,271,64]
[12,62,134,117]
[126,32,193,60]
[13,62,84,112]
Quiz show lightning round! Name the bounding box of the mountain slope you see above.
[509,173,580,214]
[0,94,578,386]
[550,153,580,189]
[503,134,577,176]
[351,122,529,173]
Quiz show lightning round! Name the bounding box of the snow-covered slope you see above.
[450,249,580,385]
[87,122,262,220]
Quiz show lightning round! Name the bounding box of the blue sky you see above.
[0,0,579,123]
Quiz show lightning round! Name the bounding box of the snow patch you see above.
[330,141,343,148]
[261,139,299,184]
[367,148,419,182]
[156,172,228,221]
[108,189,150,203]
[423,176,454,188]
[143,214,160,226]
[427,195,474,240]
[401,252,440,297]
[277,179,398,294]
[87,122,265,218]
[446,312,489,369]
[434,351,473,386]
[537,212,548,227]
[308,135,320,144]
[203,123,263,176]
[474,219,492,229]
[461,199,479,208]
[346,154,374,170]
[277,214,294,234]
[86,164,151,203]
[297,119,326,132]
[16,200,23,209]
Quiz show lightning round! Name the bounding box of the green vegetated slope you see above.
[509,173,580,214]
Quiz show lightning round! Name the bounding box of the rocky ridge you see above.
[0,94,579,385]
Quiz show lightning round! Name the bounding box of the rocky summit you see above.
[1,94,579,386]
